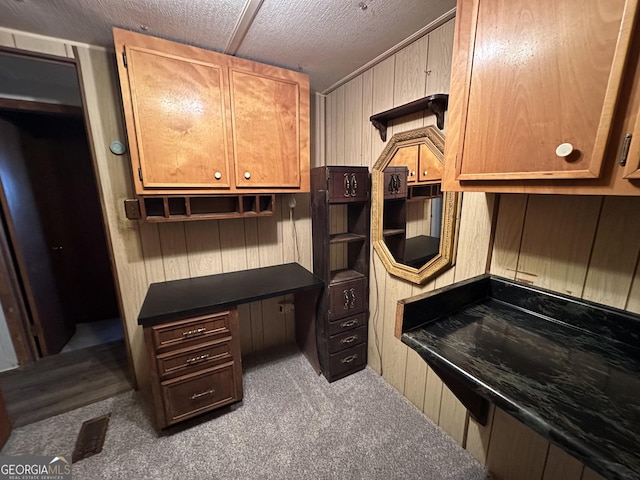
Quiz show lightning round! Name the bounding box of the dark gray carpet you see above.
[1,347,487,479]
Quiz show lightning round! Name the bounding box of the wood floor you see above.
[0,340,132,427]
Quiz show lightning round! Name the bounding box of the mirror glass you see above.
[371,126,461,284]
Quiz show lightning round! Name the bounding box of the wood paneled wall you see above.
[0,28,312,386]
[324,19,615,480]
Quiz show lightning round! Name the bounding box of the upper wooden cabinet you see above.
[113,28,310,195]
[388,143,444,185]
[443,0,640,195]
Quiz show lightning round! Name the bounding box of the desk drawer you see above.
[157,339,233,380]
[328,278,365,321]
[328,326,367,354]
[328,313,366,336]
[329,343,367,379]
[162,362,239,425]
[152,311,231,351]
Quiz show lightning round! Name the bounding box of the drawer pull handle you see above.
[182,327,206,337]
[620,133,632,166]
[350,173,358,196]
[186,353,210,365]
[340,335,358,344]
[343,290,350,310]
[343,173,351,197]
[388,173,401,194]
[341,319,358,328]
[340,354,358,364]
[190,389,215,400]
[349,288,356,309]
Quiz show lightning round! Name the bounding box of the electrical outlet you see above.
[278,302,294,314]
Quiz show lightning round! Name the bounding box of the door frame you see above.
[0,46,134,381]
[0,206,37,366]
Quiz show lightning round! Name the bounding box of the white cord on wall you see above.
[288,195,301,263]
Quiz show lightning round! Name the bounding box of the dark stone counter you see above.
[399,274,640,480]
[138,263,324,327]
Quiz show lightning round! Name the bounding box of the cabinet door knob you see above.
[423,170,428,176]
[244,171,251,179]
[555,143,574,158]
[214,171,222,180]
[410,171,416,176]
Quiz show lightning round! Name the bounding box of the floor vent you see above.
[72,413,111,463]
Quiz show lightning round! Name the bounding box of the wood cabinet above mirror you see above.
[372,126,462,284]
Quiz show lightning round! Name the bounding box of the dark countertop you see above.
[138,263,324,327]
[399,274,640,480]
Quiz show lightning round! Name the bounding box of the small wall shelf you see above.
[370,94,449,141]
[124,194,275,222]
[407,183,443,201]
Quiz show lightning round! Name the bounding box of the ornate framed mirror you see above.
[371,126,462,284]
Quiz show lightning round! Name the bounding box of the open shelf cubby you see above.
[133,194,276,222]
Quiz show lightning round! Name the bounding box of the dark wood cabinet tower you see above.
[311,166,370,382]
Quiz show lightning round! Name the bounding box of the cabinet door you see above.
[454,0,638,181]
[230,65,306,188]
[122,44,232,190]
[418,144,443,182]
[326,167,369,202]
[389,145,418,183]
[383,167,408,199]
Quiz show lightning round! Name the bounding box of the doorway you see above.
[0,49,131,426]
[0,109,122,355]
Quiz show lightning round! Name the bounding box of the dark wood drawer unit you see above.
[143,308,242,429]
[311,166,370,382]
[162,362,239,425]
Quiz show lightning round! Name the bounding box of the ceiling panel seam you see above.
[320,7,456,96]
[225,0,266,55]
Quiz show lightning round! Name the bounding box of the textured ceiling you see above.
[0,0,455,92]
